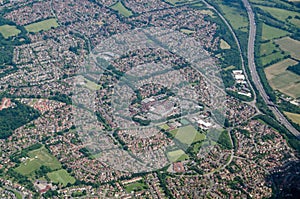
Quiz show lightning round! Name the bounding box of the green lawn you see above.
[0,25,20,39]
[261,23,290,41]
[111,1,133,17]
[167,149,189,162]
[180,28,195,35]
[47,169,75,186]
[284,112,300,125]
[15,146,61,175]
[124,181,148,193]
[170,125,206,145]
[25,18,59,33]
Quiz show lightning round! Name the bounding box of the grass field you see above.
[257,5,300,25]
[260,41,277,56]
[0,25,20,39]
[15,146,61,175]
[111,1,133,17]
[170,125,206,145]
[265,58,300,98]
[47,169,75,186]
[159,123,170,131]
[218,4,248,32]
[25,18,59,33]
[284,112,300,125]
[260,51,287,67]
[124,181,148,193]
[167,149,189,162]
[220,39,231,49]
[261,23,290,41]
[275,37,300,60]
[180,28,195,35]
[199,9,215,18]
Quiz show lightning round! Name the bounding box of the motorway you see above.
[242,0,300,139]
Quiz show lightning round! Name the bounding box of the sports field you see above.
[261,23,289,41]
[167,149,189,162]
[275,37,300,61]
[47,169,75,186]
[25,18,59,33]
[170,125,206,145]
[284,112,300,125]
[111,1,133,17]
[0,25,20,39]
[265,59,300,98]
[15,146,61,175]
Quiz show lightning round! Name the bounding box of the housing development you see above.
[0,0,299,198]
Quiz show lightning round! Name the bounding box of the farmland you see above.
[284,112,300,125]
[47,169,76,186]
[261,23,290,41]
[264,59,300,98]
[0,25,20,39]
[15,146,61,176]
[170,125,206,145]
[25,18,59,33]
[275,37,300,60]
[167,149,189,162]
[111,1,133,17]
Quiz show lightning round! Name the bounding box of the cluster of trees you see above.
[287,63,300,75]
[0,101,40,139]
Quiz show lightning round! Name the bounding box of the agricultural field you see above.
[220,39,231,49]
[47,169,76,186]
[261,23,290,41]
[264,59,300,98]
[284,112,300,125]
[111,1,133,17]
[275,37,300,61]
[257,5,300,27]
[260,51,287,67]
[15,146,61,176]
[167,149,189,162]
[25,18,59,33]
[170,125,206,145]
[0,25,20,39]
[260,41,278,56]
[124,180,148,193]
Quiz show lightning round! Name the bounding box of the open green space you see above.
[165,0,198,6]
[265,59,300,98]
[15,146,61,176]
[217,3,249,32]
[220,39,231,49]
[25,18,59,33]
[47,169,75,186]
[124,180,148,193]
[111,1,133,17]
[275,37,300,61]
[180,28,195,35]
[257,5,300,26]
[261,23,290,41]
[170,125,206,145]
[260,51,287,67]
[284,112,300,125]
[159,123,170,131]
[167,149,189,162]
[77,76,101,91]
[260,41,278,56]
[0,25,20,39]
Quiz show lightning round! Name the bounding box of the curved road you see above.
[242,0,300,139]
